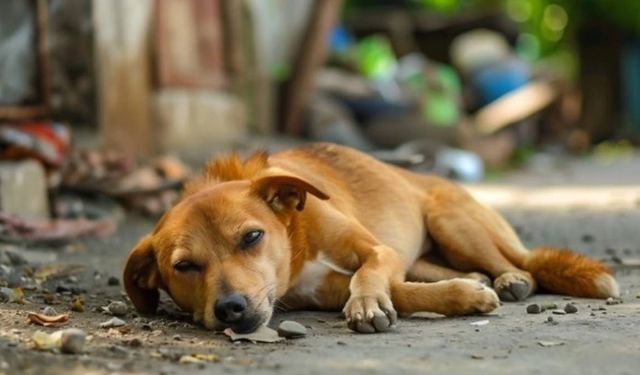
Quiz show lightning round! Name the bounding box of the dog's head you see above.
[123,173,328,333]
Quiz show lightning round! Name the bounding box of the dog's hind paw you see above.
[494,272,534,302]
[344,293,397,333]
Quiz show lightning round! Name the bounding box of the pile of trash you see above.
[0,122,191,245]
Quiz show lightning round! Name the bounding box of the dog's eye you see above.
[173,260,201,272]
[240,230,264,249]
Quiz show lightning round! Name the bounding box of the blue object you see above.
[329,24,354,55]
[471,58,530,105]
[622,38,640,132]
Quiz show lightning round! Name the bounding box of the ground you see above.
[1,153,640,375]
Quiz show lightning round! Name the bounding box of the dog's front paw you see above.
[343,293,397,333]
[445,279,500,315]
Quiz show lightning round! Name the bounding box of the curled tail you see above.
[522,247,619,299]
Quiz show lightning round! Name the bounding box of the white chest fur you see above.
[289,253,353,303]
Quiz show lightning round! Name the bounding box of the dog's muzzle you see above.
[214,293,263,333]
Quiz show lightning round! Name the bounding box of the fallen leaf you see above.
[538,341,565,347]
[179,353,219,364]
[31,331,59,350]
[71,296,85,312]
[27,312,70,327]
[224,326,284,343]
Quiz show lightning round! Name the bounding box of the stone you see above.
[59,328,87,354]
[107,276,120,286]
[564,304,578,314]
[107,301,128,316]
[605,297,623,305]
[42,306,58,316]
[526,304,544,314]
[551,310,566,315]
[0,161,49,220]
[277,320,307,338]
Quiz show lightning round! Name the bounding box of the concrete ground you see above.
[1,152,640,375]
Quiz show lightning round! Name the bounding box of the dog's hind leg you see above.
[391,279,500,316]
[407,259,491,286]
[421,186,537,301]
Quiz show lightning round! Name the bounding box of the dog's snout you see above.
[214,293,248,323]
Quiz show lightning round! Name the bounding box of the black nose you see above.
[214,293,248,323]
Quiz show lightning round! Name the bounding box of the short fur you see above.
[124,143,618,334]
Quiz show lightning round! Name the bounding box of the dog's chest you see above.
[288,253,353,302]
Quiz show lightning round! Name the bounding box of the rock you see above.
[59,328,87,354]
[551,310,566,315]
[107,276,120,286]
[605,297,623,305]
[107,301,128,316]
[564,304,578,314]
[277,320,307,338]
[100,317,126,328]
[526,304,544,314]
[42,306,58,316]
[581,234,594,243]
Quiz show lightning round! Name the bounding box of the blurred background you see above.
[1,0,640,232]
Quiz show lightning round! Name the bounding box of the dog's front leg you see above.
[334,230,404,333]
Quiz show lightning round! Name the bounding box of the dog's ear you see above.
[123,235,163,314]
[252,174,329,212]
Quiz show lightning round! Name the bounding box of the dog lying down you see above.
[124,143,619,334]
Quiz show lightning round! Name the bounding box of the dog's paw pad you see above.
[494,273,533,302]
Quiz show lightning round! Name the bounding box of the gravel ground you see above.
[1,154,640,375]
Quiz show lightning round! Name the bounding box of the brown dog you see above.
[124,143,618,333]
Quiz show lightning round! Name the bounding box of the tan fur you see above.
[123,143,618,334]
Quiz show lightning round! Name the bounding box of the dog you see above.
[124,143,619,334]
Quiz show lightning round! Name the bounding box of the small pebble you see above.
[107,301,128,316]
[59,328,87,354]
[526,304,544,314]
[277,320,307,338]
[581,234,594,243]
[564,304,578,314]
[547,316,554,322]
[552,309,566,315]
[605,297,623,305]
[41,306,57,316]
[107,277,120,286]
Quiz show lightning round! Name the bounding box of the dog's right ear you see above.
[123,235,162,314]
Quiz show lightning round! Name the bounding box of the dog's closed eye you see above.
[173,260,202,273]
[240,230,264,249]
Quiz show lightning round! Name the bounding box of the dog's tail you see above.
[521,247,619,299]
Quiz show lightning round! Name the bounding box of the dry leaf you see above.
[223,326,284,343]
[27,311,70,327]
[179,353,219,364]
[71,296,85,312]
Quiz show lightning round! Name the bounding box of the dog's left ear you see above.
[252,174,329,212]
[123,235,163,314]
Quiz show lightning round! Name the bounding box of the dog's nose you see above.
[214,293,248,323]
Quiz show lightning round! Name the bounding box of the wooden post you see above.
[94,0,153,157]
[283,0,343,135]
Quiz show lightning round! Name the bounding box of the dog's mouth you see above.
[214,313,267,333]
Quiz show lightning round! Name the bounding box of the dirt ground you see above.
[1,154,640,375]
